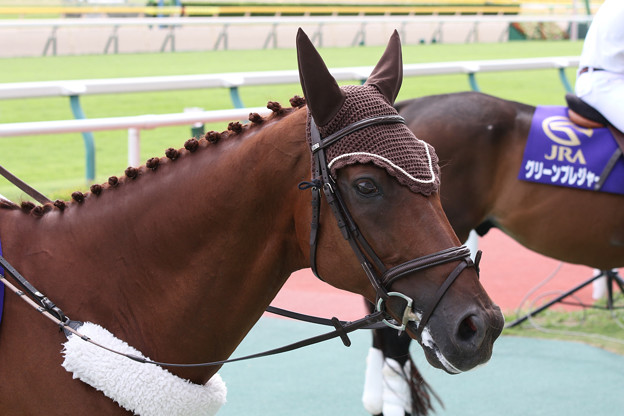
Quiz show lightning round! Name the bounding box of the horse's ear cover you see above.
[364,30,403,104]
[296,28,346,126]
[297,29,403,125]
[299,27,440,196]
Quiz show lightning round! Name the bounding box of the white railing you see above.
[0,107,270,136]
[0,56,581,179]
[0,56,580,101]
[0,14,593,55]
[0,107,272,168]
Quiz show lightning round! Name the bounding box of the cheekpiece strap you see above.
[307,116,391,293]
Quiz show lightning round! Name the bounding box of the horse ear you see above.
[364,30,403,104]
[296,28,346,126]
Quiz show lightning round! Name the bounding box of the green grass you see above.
[504,295,624,355]
[0,40,583,200]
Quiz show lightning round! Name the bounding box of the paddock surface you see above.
[217,229,624,415]
[271,228,610,321]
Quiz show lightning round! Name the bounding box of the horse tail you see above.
[404,355,442,416]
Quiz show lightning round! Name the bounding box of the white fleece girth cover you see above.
[61,322,227,416]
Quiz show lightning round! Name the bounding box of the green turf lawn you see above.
[504,294,624,356]
[0,40,583,200]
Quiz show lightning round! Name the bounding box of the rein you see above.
[0,254,385,368]
[303,114,480,335]
[0,163,387,369]
[0,163,51,205]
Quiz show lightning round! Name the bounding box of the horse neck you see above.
[4,108,312,381]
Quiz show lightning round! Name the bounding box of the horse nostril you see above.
[457,314,484,345]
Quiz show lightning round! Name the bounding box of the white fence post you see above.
[128,128,141,167]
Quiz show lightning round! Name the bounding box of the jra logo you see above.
[542,116,592,164]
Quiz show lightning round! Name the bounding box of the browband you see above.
[311,115,406,154]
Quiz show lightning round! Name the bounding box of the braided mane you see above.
[0,96,306,217]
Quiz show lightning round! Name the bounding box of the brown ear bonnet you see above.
[297,29,440,196]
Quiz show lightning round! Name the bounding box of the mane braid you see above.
[0,98,306,216]
[0,199,19,210]
[125,167,139,179]
[21,201,35,214]
[31,205,45,217]
[54,199,67,211]
[90,184,103,196]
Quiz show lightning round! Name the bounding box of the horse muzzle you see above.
[376,247,505,374]
[413,303,505,374]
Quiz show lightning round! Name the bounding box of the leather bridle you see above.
[301,114,481,337]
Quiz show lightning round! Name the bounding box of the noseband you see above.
[301,114,480,337]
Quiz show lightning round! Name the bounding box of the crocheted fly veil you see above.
[296,29,440,196]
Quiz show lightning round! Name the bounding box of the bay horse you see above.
[0,34,504,415]
[398,91,624,267]
[363,91,624,416]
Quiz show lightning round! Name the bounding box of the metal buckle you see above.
[376,291,419,332]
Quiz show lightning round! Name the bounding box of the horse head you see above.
[296,29,504,374]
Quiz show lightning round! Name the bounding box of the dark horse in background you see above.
[363,91,624,416]
[0,32,504,415]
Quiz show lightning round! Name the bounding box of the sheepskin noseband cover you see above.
[307,84,440,196]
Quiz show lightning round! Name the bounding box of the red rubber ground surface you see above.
[270,229,605,320]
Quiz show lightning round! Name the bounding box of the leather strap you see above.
[311,115,406,154]
[416,258,472,338]
[266,305,386,329]
[0,250,387,368]
[382,246,472,288]
[0,164,51,205]
[307,116,392,297]
[123,311,386,367]
[591,126,624,192]
[0,235,4,327]
[595,148,622,191]
[579,67,604,75]
[608,125,624,155]
[0,254,66,322]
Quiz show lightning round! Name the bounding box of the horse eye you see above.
[355,179,379,196]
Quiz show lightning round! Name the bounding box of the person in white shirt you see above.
[575,0,624,301]
[575,0,624,132]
